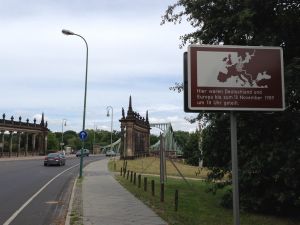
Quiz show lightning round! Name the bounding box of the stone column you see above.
[120,125,125,159]
[38,134,42,155]
[17,132,21,157]
[32,133,36,156]
[9,131,13,157]
[126,123,134,158]
[37,134,41,155]
[146,132,150,154]
[25,133,29,156]
[0,130,4,157]
[44,134,48,155]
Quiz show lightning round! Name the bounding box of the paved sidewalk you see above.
[82,159,167,225]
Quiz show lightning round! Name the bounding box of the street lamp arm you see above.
[62,29,74,35]
[77,34,89,131]
[62,28,88,178]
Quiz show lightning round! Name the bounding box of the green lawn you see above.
[108,156,209,179]
[109,159,300,225]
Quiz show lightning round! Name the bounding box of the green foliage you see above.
[47,129,121,151]
[163,0,300,216]
[184,132,200,166]
[173,130,190,148]
[174,131,201,166]
[47,132,59,150]
[150,134,159,145]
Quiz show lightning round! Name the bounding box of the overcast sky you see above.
[0,0,198,134]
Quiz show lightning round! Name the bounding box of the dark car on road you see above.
[44,153,66,166]
[76,149,90,157]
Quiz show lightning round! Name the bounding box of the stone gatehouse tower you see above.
[119,96,150,159]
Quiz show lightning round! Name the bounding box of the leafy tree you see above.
[47,132,59,151]
[162,0,300,216]
[150,134,160,145]
[184,132,200,166]
[173,130,190,149]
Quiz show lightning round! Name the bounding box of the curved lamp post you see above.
[62,29,88,178]
[61,119,67,151]
[106,106,113,151]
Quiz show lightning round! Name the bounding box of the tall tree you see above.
[162,0,300,215]
[47,132,59,151]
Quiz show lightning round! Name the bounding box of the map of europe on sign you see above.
[187,45,285,111]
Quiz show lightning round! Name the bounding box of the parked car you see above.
[76,149,90,157]
[44,153,66,166]
[105,150,116,157]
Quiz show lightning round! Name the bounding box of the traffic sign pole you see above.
[79,145,84,178]
[79,130,88,178]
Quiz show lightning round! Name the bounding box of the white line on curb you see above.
[64,176,78,225]
[3,164,80,225]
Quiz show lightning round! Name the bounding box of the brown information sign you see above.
[187,45,285,111]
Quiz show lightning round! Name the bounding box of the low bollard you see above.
[160,183,164,202]
[175,189,179,211]
[114,162,116,171]
[138,175,141,188]
[151,180,155,196]
[130,171,133,182]
[127,170,130,180]
[120,167,123,176]
[133,172,136,185]
[144,177,148,192]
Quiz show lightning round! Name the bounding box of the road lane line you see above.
[3,164,79,225]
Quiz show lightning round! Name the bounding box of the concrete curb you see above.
[65,177,77,225]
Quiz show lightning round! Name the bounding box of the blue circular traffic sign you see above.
[79,130,88,141]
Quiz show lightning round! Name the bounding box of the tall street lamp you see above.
[106,106,113,151]
[61,119,67,151]
[62,28,88,178]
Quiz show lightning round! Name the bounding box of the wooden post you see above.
[144,177,147,192]
[120,167,123,176]
[175,189,179,211]
[123,167,126,177]
[133,172,136,185]
[151,180,155,196]
[160,183,164,202]
[138,174,141,188]
[130,171,133,182]
[127,170,129,180]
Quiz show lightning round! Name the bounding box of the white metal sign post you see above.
[185,45,285,225]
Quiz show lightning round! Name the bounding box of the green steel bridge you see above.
[101,122,182,156]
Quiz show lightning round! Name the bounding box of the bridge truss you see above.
[101,122,182,157]
[101,138,121,153]
[149,123,183,157]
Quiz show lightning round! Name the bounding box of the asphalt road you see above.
[0,155,105,225]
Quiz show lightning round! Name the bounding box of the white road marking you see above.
[3,164,79,225]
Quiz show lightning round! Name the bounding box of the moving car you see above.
[76,149,90,157]
[106,150,116,157]
[44,153,66,166]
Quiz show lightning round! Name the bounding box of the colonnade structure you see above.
[0,113,49,157]
[119,96,151,159]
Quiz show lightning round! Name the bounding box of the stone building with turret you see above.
[119,96,150,159]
